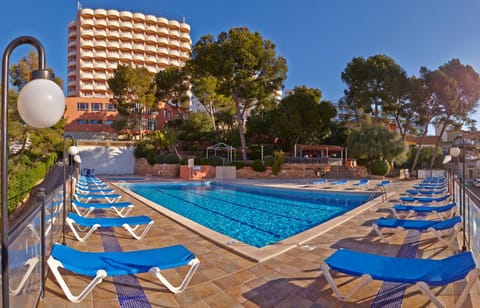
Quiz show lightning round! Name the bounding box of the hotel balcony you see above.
[81,39,94,47]
[68,29,77,38]
[169,50,180,58]
[158,57,169,66]
[94,40,107,49]
[81,29,94,37]
[107,9,119,18]
[107,19,119,29]
[81,50,93,58]
[94,9,107,17]
[81,20,94,29]
[95,19,107,28]
[107,30,120,39]
[179,32,191,42]
[94,50,107,59]
[107,51,120,59]
[107,41,120,49]
[169,20,180,29]
[157,27,169,37]
[169,40,180,48]
[81,61,94,69]
[119,10,133,20]
[95,62,107,69]
[145,45,157,54]
[157,17,168,27]
[133,54,145,62]
[133,32,146,42]
[179,42,191,51]
[121,53,133,60]
[94,29,107,38]
[180,23,191,32]
[133,43,144,51]
[157,37,169,46]
[81,83,94,90]
[80,8,94,18]
[145,24,157,33]
[68,40,76,48]
[145,14,157,24]
[133,22,145,32]
[145,55,157,63]
[145,35,156,43]
[169,30,180,39]
[179,52,190,61]
[120,41,133,50]
[133,12,145,22]
[120,30,133,40]
[68,49,77,57]
[94,84,108,91]
[157,47,168,55]
[68,79,76,87]
[80,72,94,80]
[120,21,132,31]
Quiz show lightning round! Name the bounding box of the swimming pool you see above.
[124,181,375,248]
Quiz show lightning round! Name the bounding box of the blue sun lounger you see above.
[47,243,200,303]
[353,179,369,188]
[330,179,348,186]
[400,194,450,204]
[66,212,154,241]
[74,192,122,204]
[320,248,479,308]
[76,187,116,195]
[406,189,446,196]
[372,216,462,247]
[72,200,134,217]
[391,202,457,219]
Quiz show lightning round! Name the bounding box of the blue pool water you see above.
[125,182,374,248]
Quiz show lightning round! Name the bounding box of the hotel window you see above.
[76,119,88,124]
[77,103,89,111]
[104,120,113,125]
[91,103,103,111]
[90,119,103,125]
[107,103,116,111]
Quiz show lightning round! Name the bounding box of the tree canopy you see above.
[189,27,288,162]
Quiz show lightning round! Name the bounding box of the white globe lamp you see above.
[17,78,65,128]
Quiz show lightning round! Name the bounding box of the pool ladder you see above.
[369,185,388,202]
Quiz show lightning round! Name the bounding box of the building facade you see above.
[65,8,191,138]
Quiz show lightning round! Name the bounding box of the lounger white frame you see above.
[47,250,200,303]
[66,215,154,241]
[320,262,479,308]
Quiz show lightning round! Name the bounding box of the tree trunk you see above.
[428,118,449,169]
[410,123,429,173]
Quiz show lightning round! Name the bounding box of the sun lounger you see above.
[372,216,462,247]
[391,202,457,219]
[353,179,369,188]
[72,200,134,217]
[74,192,122,204]
[47,243,200,302]
[76,187,116,195]
[406,189,446,196]
[308,179,328,185]
[413,183,447,190]
[320,248,479,308]
[8,245,40,295]
[66,212,154,241]
[330,179,348,186]
[400,194,450,204]
[376,180,391,187]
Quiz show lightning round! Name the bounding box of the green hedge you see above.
[8,153,57,212]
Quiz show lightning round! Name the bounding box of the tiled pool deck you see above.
[39,178,480,307]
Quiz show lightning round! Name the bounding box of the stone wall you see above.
[134,158,179,177]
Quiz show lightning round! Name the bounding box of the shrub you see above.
[209,156,225,166]
[232,161,244,169]
[163,153,180,164]
[263,155,273,167]
[368,160,391,176]
[271,151,284,175]
[251,159,266,172]
[194,157,210,165]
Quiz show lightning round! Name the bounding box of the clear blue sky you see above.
[2,0,480,124]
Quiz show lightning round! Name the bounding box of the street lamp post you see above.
[62,136,78,244]
[1,36,65,308]
[450,135,466,251]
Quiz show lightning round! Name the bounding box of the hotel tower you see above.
[65,8,191,138]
